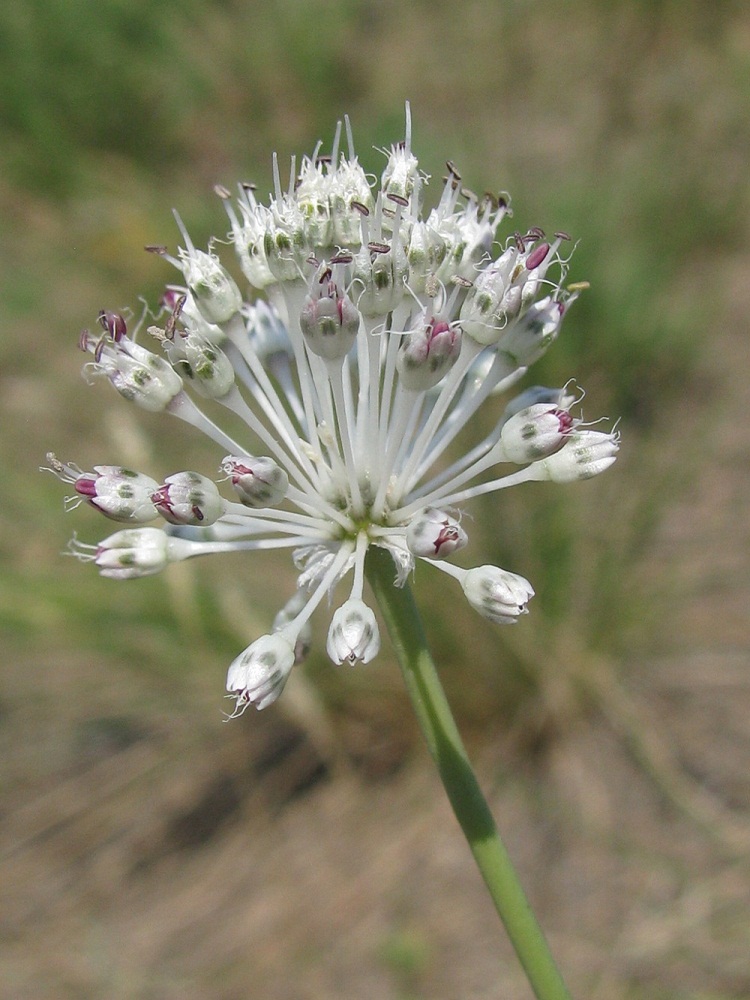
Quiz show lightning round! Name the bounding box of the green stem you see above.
[366,546,573,1000]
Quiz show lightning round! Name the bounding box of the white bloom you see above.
[50,105,618,712]
[326,598,380,665]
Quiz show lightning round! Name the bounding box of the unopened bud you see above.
[462,565,534,624]
[92,527,194,580]
[528,429,619,482]
[497,404,574,464]
[396,317,462,391]
[226,633,296,712]
[71,466,159,523]
[221,455,289,508]
[300,275,360,362]
[152,471,225,526]
[181,249,243,325]
[326,598,380,665]
[406,507,468,559]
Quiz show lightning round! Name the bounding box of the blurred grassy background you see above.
[2,2,750,998]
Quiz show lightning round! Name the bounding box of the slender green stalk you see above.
[366,545,573,1000]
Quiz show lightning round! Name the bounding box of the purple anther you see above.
[73,476,98,498]
[386,192,409,207]
[525,242,550,271]
[350,200,370,216]
[367,241,391,255]
[98,310,127,341]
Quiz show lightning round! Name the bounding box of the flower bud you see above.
[326,599,380,665]
[406,221,448,293]
[396,316,462,391]
[226,633,296,711]
[180,249,243,325]
[221,455,289,508]
[497,404,574,464]
[381,143,420,206]
[295,157,334,248]
[74,466,159,523]
[330,159,373,246]
[497,296,565,367]
[352,242,407,317]
[462,565,534,624]
[152,471,225,526]
[164,331,235,399]
[406,507,468,559]
[529,430,619,482]
[92,527,193,580]
[299,272,360,362]
[82,333,184,412]
[263,197,311,283]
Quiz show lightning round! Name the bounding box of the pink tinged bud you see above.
[406,507,468,559]
[462,566,535,625]
[182,250,242,325]
[221,455,289,508]
[93,527,192,579]
[530,430,619,483]
[299,282,360,362]
[498,404,574,464]
[326,599,380,665]
[152,471,225,526]
[74,466,160,523]
[396,317,462,391]
[226,633,296,711]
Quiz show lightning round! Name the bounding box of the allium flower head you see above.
[47,105,618,716]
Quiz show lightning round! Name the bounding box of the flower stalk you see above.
[366,544,573,1000]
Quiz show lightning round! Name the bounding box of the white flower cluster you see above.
[47,106,618,715]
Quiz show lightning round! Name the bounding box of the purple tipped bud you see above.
[221,455,289,508]
[299,275,360,362]
[396,316,462,391]
[406,507,468,559]
[498,404,574,464]
[74,466,160,523]
[152,471,225,526]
